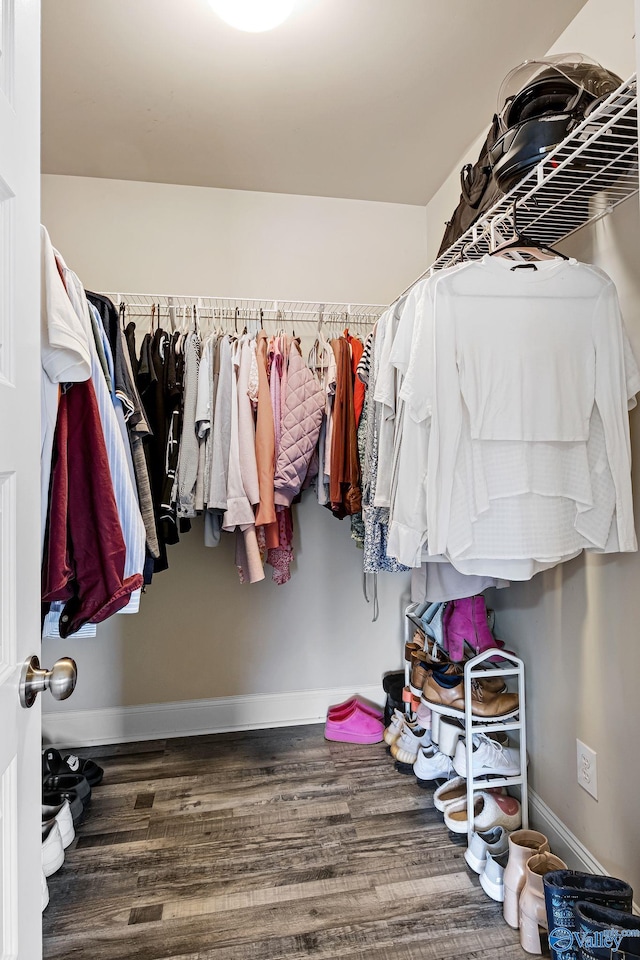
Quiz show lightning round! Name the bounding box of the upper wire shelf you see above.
[398,74,638,297]
[101,293,387,325]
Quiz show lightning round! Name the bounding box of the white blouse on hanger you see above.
[394,256,639,579]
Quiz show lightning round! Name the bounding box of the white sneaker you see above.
[465,825,510,873]
[414,746,454,784]
[480,850,510,901]
[392,724,432,764]
[42,800,75,849]
[41,868,49,912]
[42,820,64,877]
[383,709,407,746]
[453,734,521,779]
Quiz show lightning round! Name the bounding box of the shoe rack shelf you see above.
[463,649,528,845]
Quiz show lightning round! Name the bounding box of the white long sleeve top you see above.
[394,256,638,578]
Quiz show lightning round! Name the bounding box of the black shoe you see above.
[382,671,404,695]
[42,789,84,826]
[382,672,405,727]
[43,748,104,787]
[60,753,103,787]
[43,773,91,807]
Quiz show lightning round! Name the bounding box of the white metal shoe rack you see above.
[462,650,528,845]
[402,607,528,844]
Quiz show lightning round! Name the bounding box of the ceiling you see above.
[42,0,588,206]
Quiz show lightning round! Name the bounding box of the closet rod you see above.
[102,292,387,321]
[119,311,378,324]
[391,73,638,304]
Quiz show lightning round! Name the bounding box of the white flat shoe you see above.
[444,791,521,835]
[480,850,510,902]
[433,776,468,813]
[465,825,510,873]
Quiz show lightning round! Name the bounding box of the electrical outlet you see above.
[577,739,598,800]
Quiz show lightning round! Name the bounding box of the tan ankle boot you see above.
[519,853,568,954]
[503,830,550,927]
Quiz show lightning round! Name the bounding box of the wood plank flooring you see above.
[42,725,528,960]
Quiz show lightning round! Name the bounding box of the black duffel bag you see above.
[437,114,503,257]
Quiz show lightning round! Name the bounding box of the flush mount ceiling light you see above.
[209,0,296,32]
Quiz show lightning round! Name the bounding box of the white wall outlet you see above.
[577,739,598,800]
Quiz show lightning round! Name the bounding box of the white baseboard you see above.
[529,790,640,914]
[41,684,384,749]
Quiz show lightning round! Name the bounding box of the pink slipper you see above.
[324,704,384,744]
[328,696,383,721]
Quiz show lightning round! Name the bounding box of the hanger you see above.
[308,308,332,378]
[491,199,570,270]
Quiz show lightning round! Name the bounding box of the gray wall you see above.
[40,0,640,895]
[491,196,640,893]
[41,176,426,716]
[427,0,640,893]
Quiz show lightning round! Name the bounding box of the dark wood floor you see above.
[43,724,527,960]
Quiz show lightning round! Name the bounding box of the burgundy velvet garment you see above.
[42,379,143,638]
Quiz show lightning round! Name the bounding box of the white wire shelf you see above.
[101,292,386,324]
[399,74,638,297]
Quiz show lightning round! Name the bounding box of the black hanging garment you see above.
[137,328,184,572]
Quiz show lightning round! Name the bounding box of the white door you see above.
[0,0,42,956]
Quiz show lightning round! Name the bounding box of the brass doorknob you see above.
[19,655,77,709]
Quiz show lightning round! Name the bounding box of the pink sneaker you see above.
[327,697,383,721]
[324,704,384,744]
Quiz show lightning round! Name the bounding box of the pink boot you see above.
[324,704,384,744]
[443,595,496,660]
